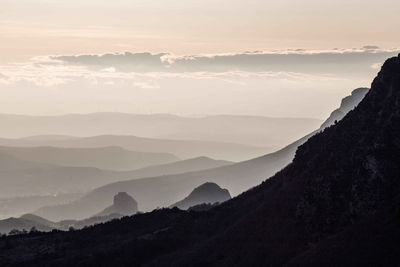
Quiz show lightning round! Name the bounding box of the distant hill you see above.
[35,88,367,221]
[0,146,179,171]
[0,212,122,235]
[0,113,322,149]
[0,134,270,162]
[0,214,55,234]
[170,182,231,210]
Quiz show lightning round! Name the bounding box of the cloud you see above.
[0,46,397,91]
[53,52,168,72]
[363,45,380,50]
[51,47,400,76]
[0,51,378,118]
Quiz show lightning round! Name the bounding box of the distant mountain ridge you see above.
[0,146,179,171]
[0,134,270,161]
[0,113,321,150]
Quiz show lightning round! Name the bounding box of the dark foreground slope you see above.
[1,55,400,267]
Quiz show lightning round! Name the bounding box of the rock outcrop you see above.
[95,192,138,217]
[170,182,231,210]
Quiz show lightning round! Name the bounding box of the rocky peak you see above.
[95,192,138,217]
[113,192,137,212]
[171,182,231,210]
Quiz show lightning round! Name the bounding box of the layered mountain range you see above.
[35,87,368,221]
[0,54,398,266]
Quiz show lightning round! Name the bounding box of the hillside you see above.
[0,54,398,267]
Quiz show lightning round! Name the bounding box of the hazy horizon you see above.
[0,47,397,118]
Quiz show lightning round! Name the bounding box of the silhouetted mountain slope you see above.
[37,87,365,221]
[0,146,178,171]
[0,113,322,149]
[1,55,399,266]
[170,182,231,210]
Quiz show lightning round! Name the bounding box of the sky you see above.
[0,0,399,118]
